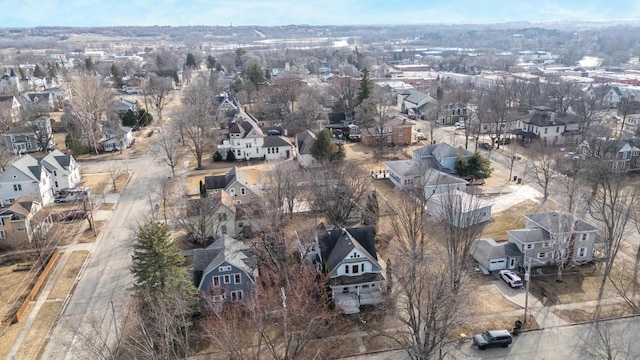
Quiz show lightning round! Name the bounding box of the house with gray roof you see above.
[204,166,260,205]
[0,196,52,244]
[423,168,468,196]
[295,130,318,168]
[473,238,523,272]
[2,118,53,155]
[315,226,385,314]
[218,111,265,161]
[0,155,53,205]
[397,90,436,115]
[192,235,258,309]
[578,138,640,173]
[513,106,581,145]
[40,149,80,192]
[384,159,424,190]
[413,143,473,173]
[427,189,491,228]
[263,135,294,161]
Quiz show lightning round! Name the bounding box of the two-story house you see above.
[192,235,258,309]
[427,189,492,228]
[513,106,581,145]
[102,122,134,152]
[2,118,53,155]
[439,103,468,125]
[361,117,415,147]
[218,112,265,161]
[0,155,53,205]
[186,191,238,240]
[315,226,386,314]
[204,167,260,205]
[578,138,640,173]
[413,143,474,173]
[40,149,81,191]
[0,95,22,124]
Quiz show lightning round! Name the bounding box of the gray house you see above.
[473,212,601,272]
[192,235,257,308]
[2,118,53,154]
[204,166,260,205]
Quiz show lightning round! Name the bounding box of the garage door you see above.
[489,258,507,271]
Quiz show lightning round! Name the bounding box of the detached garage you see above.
[473,239,522,273]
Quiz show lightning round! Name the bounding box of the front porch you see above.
[331,280,385,314]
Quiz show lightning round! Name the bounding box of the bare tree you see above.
[580,321,633,360]
[0,142,13,171]
[265,161,302,219]
[291,87,322,131]
[202,305,262,360]
[528,141,558,202]
[486,81,513,149]
[178,73,217,169]
[386,192,465,359]
[66,76,115,154]
[329,75,359,115]
[545,78,580,113]
[309,161,371,226]
[150,128,181,177]
[180,196,231,247]
[143,74,174,123]
[355,86,397,158]
[107,165,122,192]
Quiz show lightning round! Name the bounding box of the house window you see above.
[231,290,243,302]
[544,128,548,134]
[0,218,4,226]
[342,287,349,293]
[54,170,57,176]
[13,184,21,192]
[221,225,227,234]
[267,148,271,154]
[223,275,231,284]
[235,200,241,204]
[234,273,241,284]
[525,244,534,250]
[229,188,236,196]
[218,265,231,272]
[556,126,560,133]
[581,234,587,241]
[352,264,360,274]
[253,138,257,144]
[237,150,241,156]
[26,142,32,149]
[55,181,58,188]
[543,242,550,248]
[238,222,244,228]
[0,230,5,239]
[345,265,349,274]
[537,252,547,259]
[213,276,220,286]
[578,247,587,257]
[241,188,246,195]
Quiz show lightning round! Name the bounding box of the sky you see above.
[4,0,640,28]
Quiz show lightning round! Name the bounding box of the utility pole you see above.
[111,300,119,348]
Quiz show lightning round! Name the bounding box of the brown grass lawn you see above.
[52,133,68,152]
[48,221,86,246]
[80,173,110,194]
[79,220,105,243]
[0,265,34,321]
[47,251,89,300]
[16,301,63,359]
[482,200,543,241]
[554,303,636,323]
[0,303,33,358]
[469,283,521,316]
[112,171,132,193]
[98,202,116,211]
[528,263,612,306]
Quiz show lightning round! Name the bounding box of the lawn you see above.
[554,303,636,323]
[47,250,89,300]
[481,200,542,241]
[15,301,63,359]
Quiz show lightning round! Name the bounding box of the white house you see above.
[384,159,424,190]
[102,123,134,152]
[423,168,468,197]
[204,167,261,205]
[427,190,492,228]
[513,106,581,145]
[295,130,319,168]
[218,112,265,161]
[413,143,473,173]
[0,155,53,205]
[263,135,294,161]
[40,149,81,191]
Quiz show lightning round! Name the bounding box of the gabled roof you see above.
[507,228,546,243]
[474,238,522,263]
[296,130,316,155]
[431,143,473,160]
[186,191,235,217]
[384,159,424,177]
[402,90,429,105]
[0,196,37,219]
[263,135,292,148]
[317,226,378,273]
[192,235,258,289]
[41,149,74,171]
[423,168,468,186]
[524,212,597,232]
[9,155,48,182]
[524,111,579,127]
[203,166,255,195]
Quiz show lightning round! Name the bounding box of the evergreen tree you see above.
[311,129,345,162]
[18,67,26,79]
[226,149,236,162]
[46,62,58,79]
[131,222,196,297]
[455,152,493,182]
[185,53,198,69]
[356,68,373,105]
[33,64,45,78]
[199,180,207,198]
[206,54,217,70]
[362,191,380,234]
[84,57,94,72]
[213,151,223,162]
[243,62,265,90]
[111,63,123,87]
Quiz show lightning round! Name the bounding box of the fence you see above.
[14,251,61,322]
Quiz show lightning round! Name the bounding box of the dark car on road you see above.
[473,330,512,350]
[480,142,492,150]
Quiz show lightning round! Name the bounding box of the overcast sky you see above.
[4,0,640,27]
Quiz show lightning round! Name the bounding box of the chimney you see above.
[550,112,556,124]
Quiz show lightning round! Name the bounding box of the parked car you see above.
[480,142,492,151]
[473,330,513,350]
[455,122,465,130]
[500,270,523,288]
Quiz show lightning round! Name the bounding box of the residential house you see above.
[39,87,68,110]
[603,86,640,108]
[0,155,53,205]
[579,138,640,173]
[397,89,436,116]
[413,143,473,173]
[315,226,386,314]
[508,212,601,267]
[439,103,468,125]
[295,130,319,168]
[512,106,581,145]
[0,68,20,95]
[102,122,134,152]
[426,189,492,228]
[115,98,137,113]
[0,196,52,243]
[214,93,239,118]
[361,117,414,147]
[263,135,294,161]
[192,235,257,308]
[204,166,260,205]
[2,118,53,154]
[0,95,22,124]
[423,168,468,196]
[40,149,81,191]
[218,112,265,161]
[22,93,55,111]
[384,159,424,190]
[187,191,238,239]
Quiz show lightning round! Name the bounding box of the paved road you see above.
[41,146,169,359]
[342,316,640,360]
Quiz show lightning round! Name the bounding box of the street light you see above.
[523,256,546,323]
